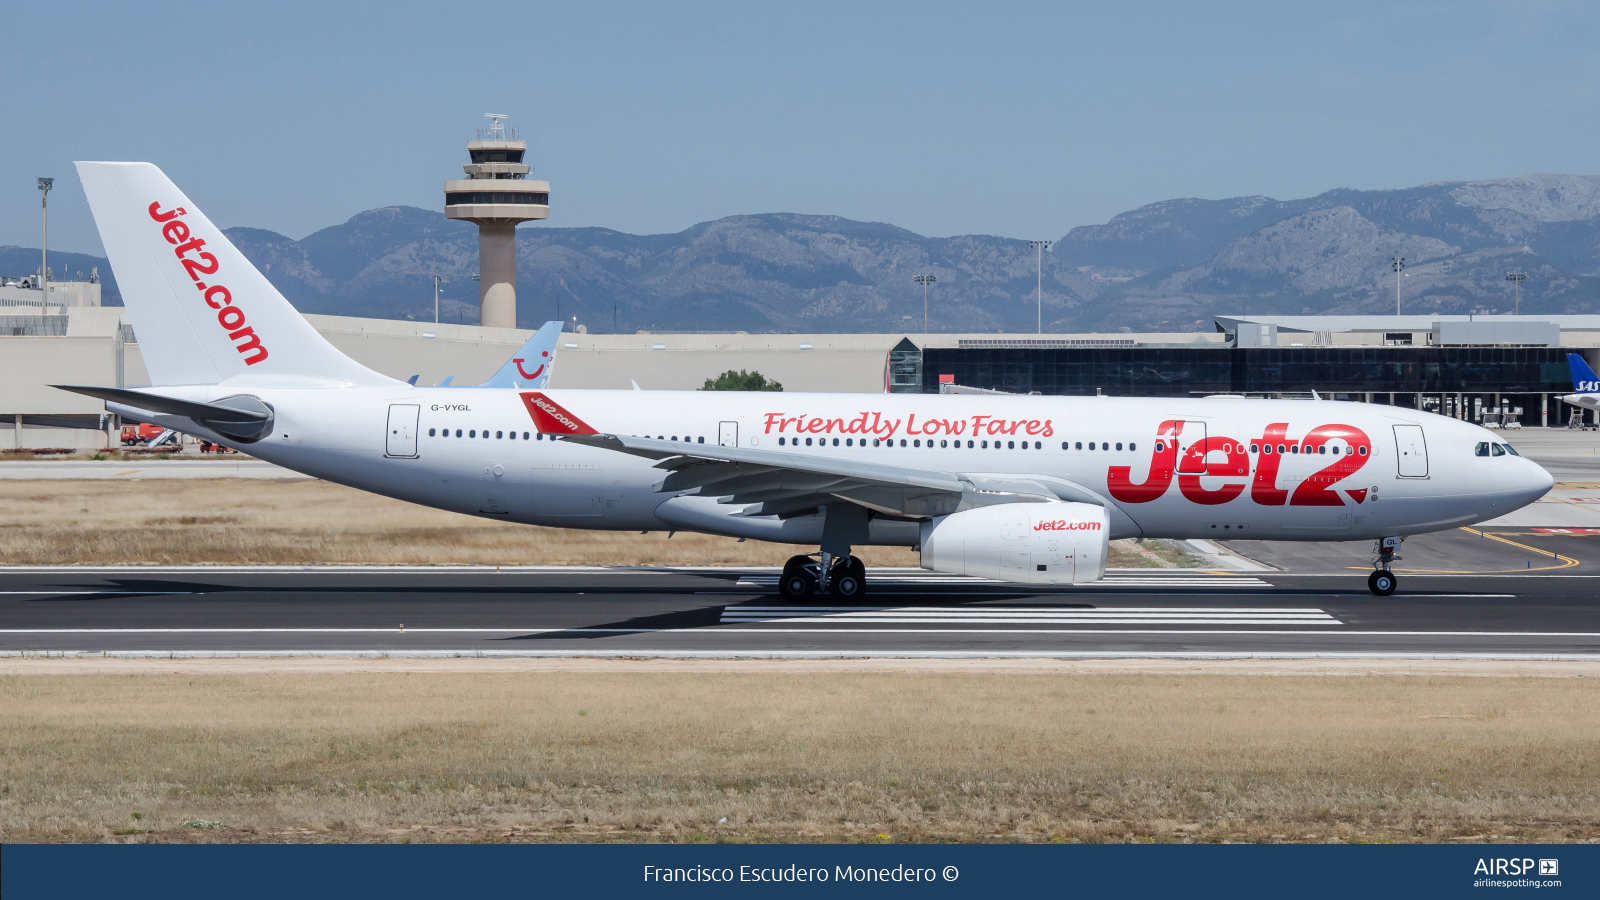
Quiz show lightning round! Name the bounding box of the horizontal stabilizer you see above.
[51,385,269,422]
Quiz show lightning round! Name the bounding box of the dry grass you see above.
[1,669,1597,844]
[0,479,1180,568]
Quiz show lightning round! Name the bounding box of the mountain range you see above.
[7,173,1599,332]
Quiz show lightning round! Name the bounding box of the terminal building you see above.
[3,306,1598,451]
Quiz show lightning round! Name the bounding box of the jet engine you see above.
[919,501,1110,585]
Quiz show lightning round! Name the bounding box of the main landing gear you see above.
[779,552,867,601]
[1368,536,1402,596]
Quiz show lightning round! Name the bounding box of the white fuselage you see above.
[145,386,1553,545]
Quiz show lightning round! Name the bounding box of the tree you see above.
[700,369,783,392]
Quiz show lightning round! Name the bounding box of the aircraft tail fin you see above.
[480,321,563,388]
[1569,353,1600,393]
[74,162,395,387]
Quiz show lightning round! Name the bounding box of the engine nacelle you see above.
[919,501,1110,585]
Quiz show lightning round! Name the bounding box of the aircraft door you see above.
[1393,424,1428,477]
[1174,421,1209,473]
[385,404,420,458]
[719,421,739,447]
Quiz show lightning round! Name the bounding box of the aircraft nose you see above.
[1530,460,1555,497]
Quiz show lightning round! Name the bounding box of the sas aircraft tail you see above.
[479,320,564,388]
[1569,353,1600,394]
[75,162,395,388]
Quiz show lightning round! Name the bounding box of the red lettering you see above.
[806,417,823,433]
[1025,420,1042,436]
[172,237,207,259]
[763,413,783,434]
[951,420,967,435]
[182,251,219,281]
[1251,423,1292,506]
[847,413,870,434]
[971,415,990,434]
[824,418,844,433]
[203,285,232,310]
[906,414,923,435]
[147,201,187,222]
[161,220,190,245]
[1108,420,1184,503]
[1177,436,1249,505]
[1290,424,1372,506]
[1042,420,1054,437]
[217,305,246,330]
[229,327,268,365]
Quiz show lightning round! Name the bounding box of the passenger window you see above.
[1491,443,1505,457]
[1358,446,1367,456]
[967,440,974,448]
[1115,442,1122,451]
[1008,441,1015,449]
[1317,445,1325,454]
[1062,442,1069,450]
[833,438,839,446]
[429,428,436,437]
[1130,443,1136,452]
[1250,443,1258,453]
[469,430,476,438]
[496,431,503,439]
[900,439,907,447]
[1331,446,1339,455]
[1290,445,1298,454]
[698,436,705,443]
[1076,442,1083,450]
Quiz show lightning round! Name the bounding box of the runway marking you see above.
[6,649,1600,661]
[736,575,1273,589]
[0,591,196,596]
[717,605,1340,626]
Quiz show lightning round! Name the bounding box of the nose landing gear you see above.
[1368,536,1402,596]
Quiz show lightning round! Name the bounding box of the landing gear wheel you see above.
[831,557,866,600]
[1368,570,1397,596]
[779,555,816,602]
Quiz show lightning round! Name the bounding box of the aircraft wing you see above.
[480,321,564,388]
[561,432,1119,520]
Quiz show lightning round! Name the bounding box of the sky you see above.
[2,0,1598,257]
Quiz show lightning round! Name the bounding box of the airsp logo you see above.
[1474,858,1548,876]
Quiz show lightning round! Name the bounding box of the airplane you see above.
[58,162,1553,599]
[1557,353,1600,427]
[478,320,564,389]
[406,321,563,389]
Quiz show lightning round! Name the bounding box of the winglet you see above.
[520,391,597,434]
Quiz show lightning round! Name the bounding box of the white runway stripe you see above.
[718,605,1340,626]
[735,576,1272,588]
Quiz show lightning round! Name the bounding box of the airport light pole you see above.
[37,178,52,302]
[1506,271,1527,315]
[1027,240,1052,334]
[913,274,937,334]
[1391,256,1406,315]
[431,275,442,324]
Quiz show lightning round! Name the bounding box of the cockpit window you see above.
[1475,442,1490,457]
[1490,443,1506,457]
[1503,443,1520,456]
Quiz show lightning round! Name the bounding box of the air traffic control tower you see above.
[444,114,550,329]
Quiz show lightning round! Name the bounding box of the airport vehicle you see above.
[60,162,1553,598]
[119,423,164,445]
[1558,353,1600,429]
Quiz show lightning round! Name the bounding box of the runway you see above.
[4,563,1600,659]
